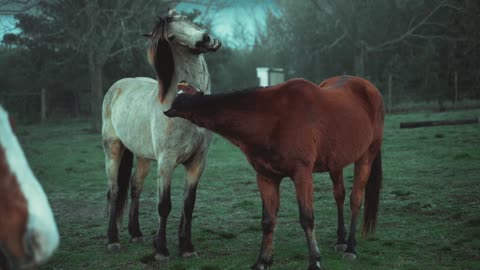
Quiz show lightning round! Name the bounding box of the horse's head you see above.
[144,9,221,103]
[164,81,204,118]
[0,106,59,269]
[145,9,221,56]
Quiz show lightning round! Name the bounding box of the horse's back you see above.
[102,77,159,159]
[319,75,384,118]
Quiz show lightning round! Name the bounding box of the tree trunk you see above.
[354,46,365,77]
[88,53,104,133]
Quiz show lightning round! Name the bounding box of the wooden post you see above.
[388,73,392,113]
[454,71,458,110]
[400,118,479,129]
[41,88,47,123]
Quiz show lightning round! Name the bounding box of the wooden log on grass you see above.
[400,118,480,129]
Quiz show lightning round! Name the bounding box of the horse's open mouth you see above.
[177,81,203,95]
[195,38,221,53]
[208,39,222,51]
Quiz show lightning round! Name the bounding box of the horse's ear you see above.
[168,9,178,17]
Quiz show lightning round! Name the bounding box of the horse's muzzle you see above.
[164,109,177,118]
[195,34,221,53]
[210,39,221,51]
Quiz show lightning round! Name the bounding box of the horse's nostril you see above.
[203,34,211,43]
[25,231,40,258]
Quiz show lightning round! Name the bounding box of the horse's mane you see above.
[152,16,174,101]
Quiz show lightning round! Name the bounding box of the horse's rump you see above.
[102,77,159,159]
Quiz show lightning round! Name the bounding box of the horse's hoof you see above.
[181,251,199,258]
[307,261,321,270]
[106,243,121,253]
[334,244,347,252]
[251,262,272,270]
[130,236,144,243]
[154,253,170,262]
[342,252,357,261]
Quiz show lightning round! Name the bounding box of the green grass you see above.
[16,109,480,270]
[389,99,480,113]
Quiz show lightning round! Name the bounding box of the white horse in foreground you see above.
[102,10,221,260]
[0,105,59,269]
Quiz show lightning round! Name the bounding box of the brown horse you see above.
[0,105,59,269]
[164,76,384,270]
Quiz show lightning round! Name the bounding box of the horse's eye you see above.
[168,36,176,41]
[142,33,152,38]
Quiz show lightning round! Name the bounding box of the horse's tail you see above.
[362,150,382,238]
[115,148,133,223]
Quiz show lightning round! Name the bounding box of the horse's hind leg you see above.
[329,170,347,252]
[128,157,151,243]
[104,139,132,252]
[344,153,374,260]
[292,170,321,270]
[153,157,176,261]
[251,173,280,270]
[178,157,206,257]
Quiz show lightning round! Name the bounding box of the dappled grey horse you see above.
[102,9,221,260]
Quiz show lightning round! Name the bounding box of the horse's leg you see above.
[178,157,206,258]
[344,154,373,260]
[153,158,175,261]
[251,173,280,270]
[329,170,347,252]
[128,157,150,243]
[293,170,321,270]
[104,139,127,252]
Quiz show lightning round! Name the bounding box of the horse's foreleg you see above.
[329,170,347,252]
[153,159,175,261]
[293,171,321,270]
[178,158,205,258]
[251,173,280,270]
[128,158,150,243]
[344,155,373,260]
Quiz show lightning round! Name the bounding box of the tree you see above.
[7,0,174,131]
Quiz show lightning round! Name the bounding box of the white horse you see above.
[0,105,59,269]
[102,9,221,260]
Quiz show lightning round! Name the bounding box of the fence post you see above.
[41,88,47,123]
[454,71,458,110]
[388,73,392,113]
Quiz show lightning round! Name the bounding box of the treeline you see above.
[214,0,479,102]
[0,0,478,127]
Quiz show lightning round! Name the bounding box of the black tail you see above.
[115,148,133,223]
[362,150,382,238]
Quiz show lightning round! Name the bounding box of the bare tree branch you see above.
[365,1,463,52]
[0,0,35,15]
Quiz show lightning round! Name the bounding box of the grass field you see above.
[17,109,480,270]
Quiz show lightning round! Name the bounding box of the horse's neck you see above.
[173,48,210,92]
[161,47,210,106]
[189,94,272,145]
